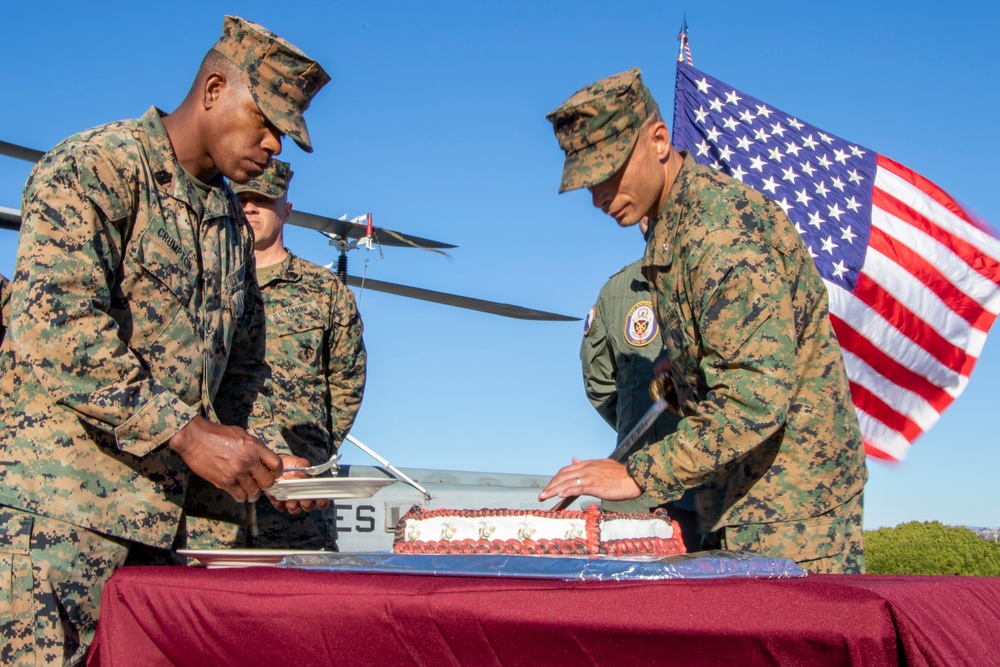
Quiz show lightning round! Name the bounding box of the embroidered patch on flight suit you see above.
[583,305,596,335]
[624,301,657,346]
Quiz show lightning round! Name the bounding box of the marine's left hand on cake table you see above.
[538,457,643,502]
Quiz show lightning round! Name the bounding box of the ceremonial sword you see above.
[551,376,669,511]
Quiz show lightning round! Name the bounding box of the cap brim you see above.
[251,89,315,154]
[230,181,281,198]
[282,115,314,154]
[556,128,640,194]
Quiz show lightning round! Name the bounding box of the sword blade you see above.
[550,396,669,511]
[608,396,668,462]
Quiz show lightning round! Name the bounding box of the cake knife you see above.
[345,434,431,501]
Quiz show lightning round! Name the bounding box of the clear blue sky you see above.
[1,1,998,530]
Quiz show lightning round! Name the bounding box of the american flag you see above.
[671,61,1000,461]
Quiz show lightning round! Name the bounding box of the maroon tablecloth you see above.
[88,566,1000,666]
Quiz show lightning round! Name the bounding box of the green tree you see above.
[864,521,1000,575]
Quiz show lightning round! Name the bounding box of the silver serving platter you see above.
[267,477,395,501]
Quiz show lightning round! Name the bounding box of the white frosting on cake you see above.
[599,517,673,541]
[403,515,587,542]
[401,512,673,543]
[393,506,686,556]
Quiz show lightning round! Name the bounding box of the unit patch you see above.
[583,305,596,335]
[624,301,657,346]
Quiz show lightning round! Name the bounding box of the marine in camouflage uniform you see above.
[185,160,367,550]
[0,273,9,342]
[0,17,330,665]
[543,68,867,574]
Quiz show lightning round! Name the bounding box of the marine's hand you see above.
[537,457,643,502]
[168,415,283,503]
[266,454,330,514]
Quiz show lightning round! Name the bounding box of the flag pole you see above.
[678,15,692,65]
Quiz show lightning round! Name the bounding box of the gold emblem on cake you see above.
[478,521,495,539]
[564,525,583,540]
[406,525,421,541]
[517,521,536,541]
[441,523,457,540]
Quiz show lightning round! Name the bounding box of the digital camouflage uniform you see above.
[0,107,283,666]
[0,16,329,665]
[184,160,367,551]
[252,252,366,548]
[635,154,867,572]
[548,68,867,574]
[0,273,9,342]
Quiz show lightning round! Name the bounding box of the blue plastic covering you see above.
[279,550,806,581]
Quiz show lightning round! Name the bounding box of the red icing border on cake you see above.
[393,505,686,556]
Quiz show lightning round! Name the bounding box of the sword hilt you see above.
[649,373,668,401]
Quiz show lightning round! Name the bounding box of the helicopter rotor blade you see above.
[3,141,572,321]
[0,140,45,163]
[0,206,21,232]
[291,211,455,250]
[2,140,458,251]
[343,274,580,322]
[1,205,575,320]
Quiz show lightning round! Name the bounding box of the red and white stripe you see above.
[825,154,1000,460]
[678,36,693,66]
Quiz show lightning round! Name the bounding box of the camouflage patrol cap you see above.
[212,16,330,153]
[545,68,659,193]
[231,159,293,199]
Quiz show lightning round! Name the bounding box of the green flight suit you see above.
[581,259,681,451]
[581,259,695,522]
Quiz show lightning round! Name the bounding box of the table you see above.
[88,566,1000,666]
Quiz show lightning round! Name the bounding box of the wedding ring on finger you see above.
[575,477,582,486]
